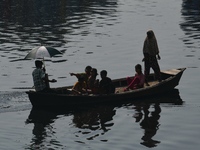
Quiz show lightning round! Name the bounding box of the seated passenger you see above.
[99,70,115,94]
[124,64,145,91]
[87,68,99,94]
[32,60,57,92]
[72,76,87,95]
[70,65,92,86]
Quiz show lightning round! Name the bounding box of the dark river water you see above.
[0,0,200,149]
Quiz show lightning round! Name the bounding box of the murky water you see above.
[0,0,200,149]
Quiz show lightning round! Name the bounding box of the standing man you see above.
[142,30,162,85]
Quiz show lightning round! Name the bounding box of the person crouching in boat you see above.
[72,75,87,95]
[70,65,92,87]
[124,64,145,91]
[32,60,57,92]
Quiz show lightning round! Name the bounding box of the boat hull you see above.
[26,68,186,108]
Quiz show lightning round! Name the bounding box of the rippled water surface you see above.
[0,0,200,149]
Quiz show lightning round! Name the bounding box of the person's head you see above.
[91,68,98,77]
[135,64,142,73]
[35,60,43,68]
[85,66,92,75]
[147,30,155,39]
[100,70,107,78]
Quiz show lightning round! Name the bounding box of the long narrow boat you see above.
[26,68,186,108]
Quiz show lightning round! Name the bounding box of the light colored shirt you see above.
[32,68,46,92]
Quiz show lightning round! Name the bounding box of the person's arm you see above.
[69,73,76,76]
[157,54,161,60]
[126,76,140,90]
[143,39,149,55]
[142,40,147,62]
[154,39,161,60]
[69,73,79,79]
[142,53,149,62]
[49,79,57,82]
[42,73,57,83]
[70,73,84,80]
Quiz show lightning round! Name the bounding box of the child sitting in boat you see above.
[72,75,87,95]
[124,64,145,91]
[87,68,99,94]
[99,70,115,94]
[70,65,92,87]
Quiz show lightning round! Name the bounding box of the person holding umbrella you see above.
[24,46,62,92]
[32,60,57,92]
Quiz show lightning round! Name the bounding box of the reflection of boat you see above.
[140,88,183,104]
[25,104,117,148]
[26,92,183,149]
[26,68,186,108]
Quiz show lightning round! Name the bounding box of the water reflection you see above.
[126,89,183,148]
[180,0,200,48]
[0,0,119,90]
[25,109,60,149]
[134,103,161,147]
[72,105,116,140]
[0,0,118,59]
[26,105,116,148]
[25,89,183,149]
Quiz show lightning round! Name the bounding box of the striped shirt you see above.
[32,68,46,92]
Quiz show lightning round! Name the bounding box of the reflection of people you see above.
[32,60,57,92]
[25,108,58,149]
[124,64,145,91]
[99,70,115,94]
[134,103,161,148]
[72,105,116,136]
[142,30,161,84]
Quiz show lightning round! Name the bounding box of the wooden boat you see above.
[26,68,186,108]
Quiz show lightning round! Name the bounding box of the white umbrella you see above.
[24,46,62,67]
[25,46,62,59]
